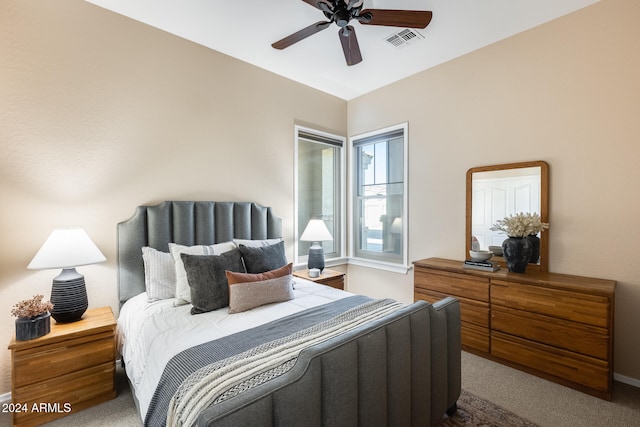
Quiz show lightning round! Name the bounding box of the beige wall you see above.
[0,0,346,394]
[347,0,640,383]
[2,0,639,397]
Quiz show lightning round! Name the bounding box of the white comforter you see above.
[117,278,352,420]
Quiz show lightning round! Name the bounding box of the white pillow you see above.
[169,241,237,303]
[232,238,282,248]
[142,247,176,301]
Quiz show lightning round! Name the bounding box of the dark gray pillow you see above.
[181,249,245,314]
[238,241,287,274]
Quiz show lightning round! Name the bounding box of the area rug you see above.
[437,389,540,427]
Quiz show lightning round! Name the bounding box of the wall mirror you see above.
[466,160,549,272]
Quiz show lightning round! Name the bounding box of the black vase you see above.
[502,237,533,273]
[527,234,540,264]
[15,312,51,341]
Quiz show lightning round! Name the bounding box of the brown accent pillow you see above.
[226,263,294,313]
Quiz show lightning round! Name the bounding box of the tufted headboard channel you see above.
[117,201,282,306]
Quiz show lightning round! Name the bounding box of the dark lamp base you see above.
[307,242,325,272]
[51,268,88,323]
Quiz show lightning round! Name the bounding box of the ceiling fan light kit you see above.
[272,0,433,66]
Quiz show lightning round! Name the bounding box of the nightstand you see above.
[8,306,116,427]
[293,268,345,290]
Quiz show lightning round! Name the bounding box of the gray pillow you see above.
[238,241,287,273]
[181,248,245,314]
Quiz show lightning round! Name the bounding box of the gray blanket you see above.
[144,295,371,427]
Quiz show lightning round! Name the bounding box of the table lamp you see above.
[300,219,333,272]
[27,227,106,323]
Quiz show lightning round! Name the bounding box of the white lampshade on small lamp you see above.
[28,227,106,323]
[390,217,403,254]
[390,217,402,234]
[300,219,333,272]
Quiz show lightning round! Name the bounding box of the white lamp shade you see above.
[27,227,106,270]
[390,217,403,234]
[300,219,333,242]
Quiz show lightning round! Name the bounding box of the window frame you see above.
[348,123,409,273]
[294,125,347,267]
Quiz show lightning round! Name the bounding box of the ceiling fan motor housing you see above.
[273,0,433,66]
[335,9,351,27]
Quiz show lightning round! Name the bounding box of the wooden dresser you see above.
[414,257,616,400]
[8,307,117,426]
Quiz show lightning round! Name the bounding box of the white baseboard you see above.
[615,372,640,388]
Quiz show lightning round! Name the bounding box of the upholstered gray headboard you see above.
[117,201,282,306]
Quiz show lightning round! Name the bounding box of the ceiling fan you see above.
[272,0,433,66]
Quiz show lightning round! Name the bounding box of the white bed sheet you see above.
[117,277,352,420]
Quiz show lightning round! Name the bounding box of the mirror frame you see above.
[465,160,549,272]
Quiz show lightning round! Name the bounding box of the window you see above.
[295,126,345,265]
[350,123,408,270]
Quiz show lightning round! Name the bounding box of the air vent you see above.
[385,28,425,49]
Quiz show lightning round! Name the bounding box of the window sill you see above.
[294,257,411,274]
[347,257,412,274]
[293,257,348,271]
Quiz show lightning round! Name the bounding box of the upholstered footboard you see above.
[196,297,461,427]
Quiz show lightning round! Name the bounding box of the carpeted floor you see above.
[437,389,539,426]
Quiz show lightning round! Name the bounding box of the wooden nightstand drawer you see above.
[319,276,344,289]
[293,269,345,290]
[8,306,116,427]
[12,362,116,426]
[12,333,115,386]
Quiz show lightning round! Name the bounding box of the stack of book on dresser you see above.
[463,260,500,272]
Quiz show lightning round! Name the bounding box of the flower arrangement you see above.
[490,212,549,238]
[11,294,53,319]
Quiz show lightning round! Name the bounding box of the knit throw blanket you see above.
[166,298,404,427]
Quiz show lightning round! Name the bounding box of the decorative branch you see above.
[491,212,549,238]
[11,295,53,319]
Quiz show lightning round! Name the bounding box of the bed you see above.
[117,201,461,426]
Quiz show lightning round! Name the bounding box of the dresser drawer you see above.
[491,280,610,327]
[415,269,489,302]
[461,322,490,353]
[12,332,115,386]
[413,258,615,400]
[492,332,610,392]
[416,289,489,328]
[491,305,609,359]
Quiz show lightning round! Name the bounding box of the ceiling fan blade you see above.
[339,26,362,66]
[301,0,326,10]
[359,9,433,28]
[346,0,360,9]
[317,1,333,14]
[272,21,332,50]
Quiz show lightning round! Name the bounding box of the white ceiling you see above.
[85,0,599,100]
